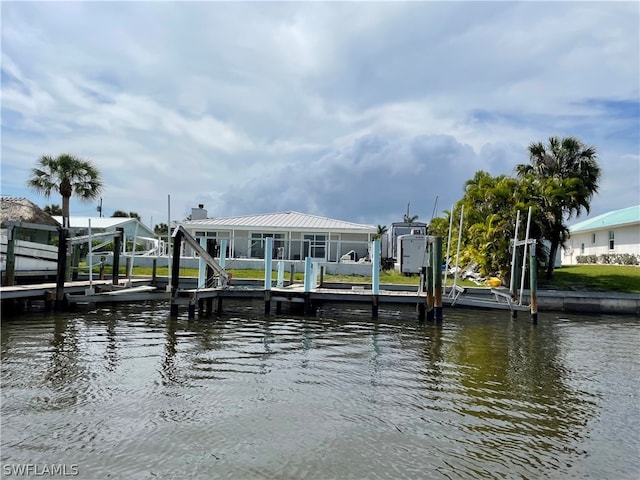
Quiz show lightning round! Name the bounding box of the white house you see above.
[563,205,640,265]
[180,205,378,273]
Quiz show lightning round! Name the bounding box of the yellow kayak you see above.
[486,277,501,287]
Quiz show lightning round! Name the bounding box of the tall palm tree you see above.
[374,224,388,240]
[27,154,103,228]
[516,136,601,279]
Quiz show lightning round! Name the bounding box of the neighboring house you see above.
[0,197,61,276]
[53,216,159,254]
[0,197,60,243]
[563,205,640,265]
[180,205,377,264]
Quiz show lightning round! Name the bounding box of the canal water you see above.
[1,302,638,479]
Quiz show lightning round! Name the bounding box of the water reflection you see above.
[1,306,638,479]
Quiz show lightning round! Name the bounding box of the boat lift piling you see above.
[264,237,273,315]
[508,207,539,323]
[372,238,380,318]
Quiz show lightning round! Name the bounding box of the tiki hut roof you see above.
[0,197,60,228]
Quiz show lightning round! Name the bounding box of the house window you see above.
[195,231,216,237]
[580,243,585,255]
[250,233,285,258]
[592,233,596,244]
[609,230,615,250]
[304,234,326,259]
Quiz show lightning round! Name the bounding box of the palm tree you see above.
[112,210,140,220]
[43,204,63,216]
[373,224,388,240]
[516,136,601,279]
[28,154,103,228]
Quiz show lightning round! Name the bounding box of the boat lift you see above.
[444,206,539,322]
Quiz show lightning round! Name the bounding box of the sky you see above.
[1,1,639,229]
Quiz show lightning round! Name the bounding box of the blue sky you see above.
[1,1,638,229]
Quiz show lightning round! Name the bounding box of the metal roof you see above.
[52,216,156,237]
[184,211,376,232]
[569,205,640,233]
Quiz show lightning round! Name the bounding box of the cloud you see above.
[1,1,638,227]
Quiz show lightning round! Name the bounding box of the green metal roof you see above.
[569,205,640,233]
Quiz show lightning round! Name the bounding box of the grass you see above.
[80,264,640,293]
[539,264,640,294]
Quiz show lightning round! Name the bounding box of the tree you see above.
[373,224,388,240]
[457,172,531,278]
[112,211,141,220]
[516,136,601,279]
[43,204,63,216]
[403,202,419,223]
[154,223,169,235]
[27,154,103,228]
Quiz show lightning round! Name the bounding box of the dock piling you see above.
[5,225,16,286]
[55,228,69,311]
[529,240,538,324]
[433,236,443,322]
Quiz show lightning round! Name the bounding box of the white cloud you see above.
[1,1,638,226]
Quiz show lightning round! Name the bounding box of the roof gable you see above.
[185,211,376,231]
[52,216,156,237]
[569,205,640,233]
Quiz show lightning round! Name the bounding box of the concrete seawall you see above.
[536,290,640,315]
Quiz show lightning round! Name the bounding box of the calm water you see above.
[1,301,638,479]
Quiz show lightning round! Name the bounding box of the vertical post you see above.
[113,228,122,285]
[303,256,312,315]
[166,194,172,292]
[426,245,434,321]
[264,237,273,315]
[303,257,312,292]
[290,264,295,285]
[152,258,157,286]
[206,239,216,310]
[529,240,538,325]
[71,242,80,281]
[277,261,285,287]
[66,243,74,281]
[433,236,443,322]
[372,238,380,318]
[125,258,132,281]
[219,239,227,270]
[371,239,380,295]
[198,236,207,288]
[442,204,454,293]
[5,225,16,286]
[509,210,521,300]
[85,220,95,295]
[127,222,139,282]
[55,228,68,311]
[88,219,93,289]
[319,266,324,287]
[170,229,182,317]
[452,205,464,293]
[519,206,532,306]
[264,237,273,290]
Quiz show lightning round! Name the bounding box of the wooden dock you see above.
[2,277,530,320]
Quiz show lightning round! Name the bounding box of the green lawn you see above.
[539,264,640,294]
[81,264,640,293]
